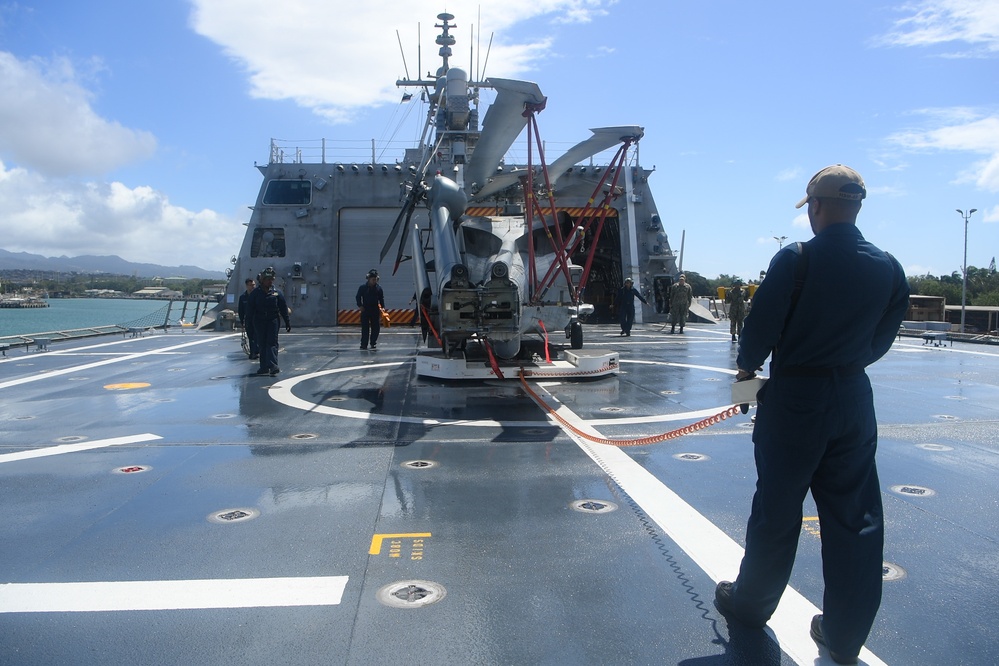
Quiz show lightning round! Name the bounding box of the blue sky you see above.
[0,0,996,281]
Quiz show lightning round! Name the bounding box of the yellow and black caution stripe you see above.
[337,308,413,326]
[464,206,619,218]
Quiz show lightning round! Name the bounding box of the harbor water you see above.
[0,299,193,338]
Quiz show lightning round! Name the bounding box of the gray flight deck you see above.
[0,324,996,665]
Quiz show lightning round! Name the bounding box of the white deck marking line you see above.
[270,361,547,427]
[0,433,163,464]
[0,335,236,390]
[271,360,743,428]
[0,576,349,612]
[531,385,886,666]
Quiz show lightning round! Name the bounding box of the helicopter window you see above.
[262,179,312,205]
[461,226,503,257]
[251,228,286,257]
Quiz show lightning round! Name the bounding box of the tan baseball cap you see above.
[795,165,866,208]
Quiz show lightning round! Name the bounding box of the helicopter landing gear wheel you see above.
[569,321,583,349]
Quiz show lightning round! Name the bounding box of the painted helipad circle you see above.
[267,359,740,428]
[104,382,151,390]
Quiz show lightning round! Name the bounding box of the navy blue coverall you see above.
[730,223,909,656]
[356,281,385,349]
[237,288,259,358]
[247,285,290,374]
[617,284,647,336]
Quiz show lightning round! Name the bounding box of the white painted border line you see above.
[0,433,162,464]
[0,335,237,390]
[531,384,886,666]
[269,361,740,428]
[0,576,348,612]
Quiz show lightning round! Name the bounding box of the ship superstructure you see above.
[224,14,678,348]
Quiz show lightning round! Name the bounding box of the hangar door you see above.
[337,207,420,315]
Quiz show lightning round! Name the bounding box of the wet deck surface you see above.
[1,324,997,665]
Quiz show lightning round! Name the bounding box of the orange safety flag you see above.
[379,306,391,327]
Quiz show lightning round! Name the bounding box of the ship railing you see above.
[0,300,219,354]
[896,327,999,346]
[0,326,127,353]
[268,138,627,169]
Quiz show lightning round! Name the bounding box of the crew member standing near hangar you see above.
[714,165,909,665]
[237,277,259,359]
[726,279,748,342]
[247,267,291,376]
[356,269,385,350]
[669,274,693,334]
[617,277,647,336]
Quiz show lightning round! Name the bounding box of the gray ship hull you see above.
[2,326,996,664]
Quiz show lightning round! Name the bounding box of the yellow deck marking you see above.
[802,516,821,538]
[369,533,432,555]
[104,382,151,390]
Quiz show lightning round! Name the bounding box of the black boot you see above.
[670,326,675,334]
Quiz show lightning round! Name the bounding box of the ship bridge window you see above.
[263,179,312,205]
[251,228,286,258]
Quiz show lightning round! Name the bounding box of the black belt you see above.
[772,364,865,378]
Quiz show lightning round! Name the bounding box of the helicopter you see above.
[382,14,642,378]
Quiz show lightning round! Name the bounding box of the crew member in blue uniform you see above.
[714,165,909,664]
[617,277,647,336]
[246,267,291,376]
[237,277,259,359]
[356,269,385,350]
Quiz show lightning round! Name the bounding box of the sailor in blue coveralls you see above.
[617,277,647,336]
[237,277,259,359]
[246,267,291,376]
[714,165,909,664]
[356,269,385,350]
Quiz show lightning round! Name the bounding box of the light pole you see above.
[773,235,787,250]
[956,208,977,333]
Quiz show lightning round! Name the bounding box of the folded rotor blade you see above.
[468,126,643,202]
[391,205,416,275]
[544,126,644,186]
[380,201,411,263]
[463,78,544,194]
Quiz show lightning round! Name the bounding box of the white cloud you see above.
[0,160,241,270]
[189,0,616,123]
[0,52,156,177]
[880,0,999,55]
[887,111,999,191]
[776,168,801,182]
